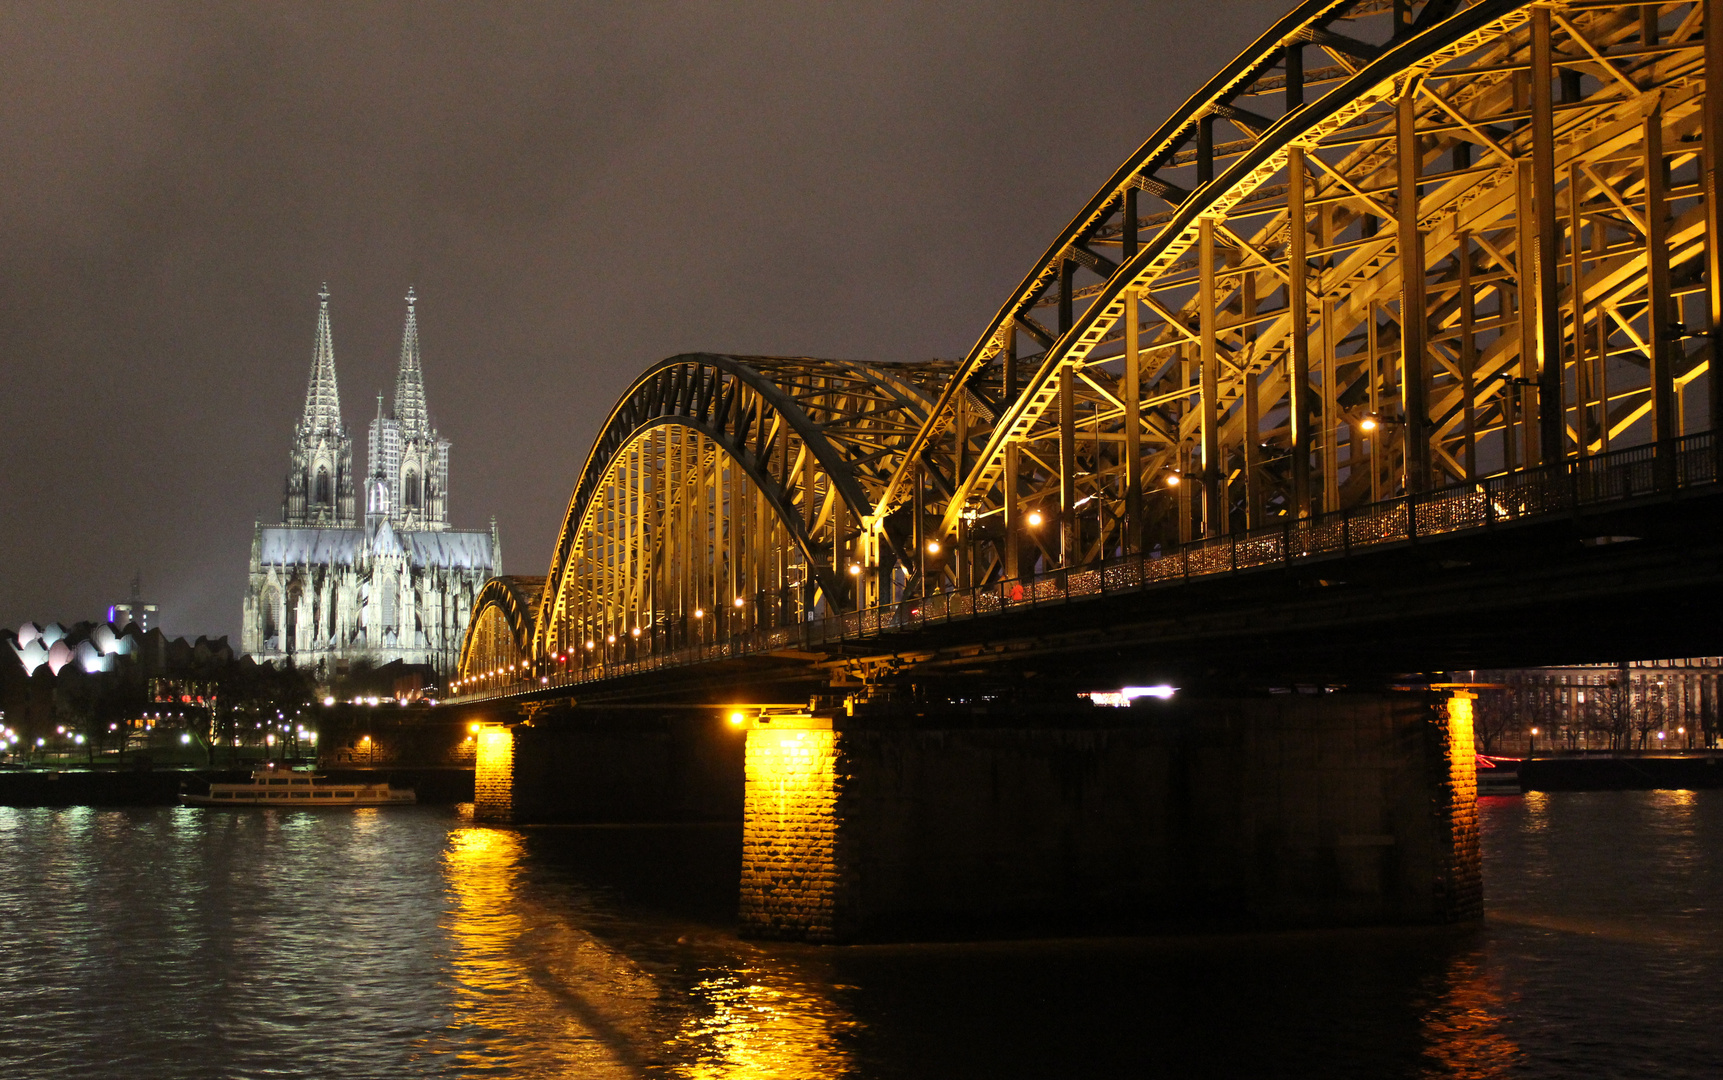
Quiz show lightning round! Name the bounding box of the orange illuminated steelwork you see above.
[455,2,1723,701]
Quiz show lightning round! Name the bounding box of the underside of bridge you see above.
[453,2,1723,942]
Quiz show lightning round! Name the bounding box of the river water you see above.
[0,791,1718,1079]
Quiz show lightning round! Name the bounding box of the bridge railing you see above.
[457,432,1717,701]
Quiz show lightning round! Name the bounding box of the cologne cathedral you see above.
[241,286,499,681]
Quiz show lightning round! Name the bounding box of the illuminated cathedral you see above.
[241,286,499,680]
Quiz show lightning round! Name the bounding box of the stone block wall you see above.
[1434,693,1483,920]
[738,725,841,940]
[473,725,514,822]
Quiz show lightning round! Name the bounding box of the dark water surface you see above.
[1,792,1718,1078]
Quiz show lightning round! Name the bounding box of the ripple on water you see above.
[0,792,1717,1078]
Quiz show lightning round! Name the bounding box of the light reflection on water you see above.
[0,792,1718,1078]
[432,821,854,1078]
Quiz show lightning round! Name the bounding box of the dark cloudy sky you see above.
[0,1,1285,641]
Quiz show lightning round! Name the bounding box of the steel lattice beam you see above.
[457,2,1723,696]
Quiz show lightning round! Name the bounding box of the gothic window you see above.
[404,470,420,509]
[382,580,397,631]
[315,467,331,505]
[262,587,280,646]
[285,590,300,653]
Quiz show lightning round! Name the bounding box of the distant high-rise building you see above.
[110,573,158,633]
[242,286,499,681]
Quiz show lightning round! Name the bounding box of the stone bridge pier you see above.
[469,691,1480,943]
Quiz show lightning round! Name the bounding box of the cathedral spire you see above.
[301,283,343,434]
[392,286,429,438]
[285,283,355,527]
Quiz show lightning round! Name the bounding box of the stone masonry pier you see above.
[469,691,1479,943]
[738,692,1479,942]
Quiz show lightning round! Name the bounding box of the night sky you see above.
[0,1,1286,641]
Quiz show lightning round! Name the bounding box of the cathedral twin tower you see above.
[243,286,499,682]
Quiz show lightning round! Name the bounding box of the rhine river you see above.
[0,792,1718,1079]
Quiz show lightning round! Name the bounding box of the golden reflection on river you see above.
[1418,951,1519,1079]
[666,964,856,1080]
[435,825,855,1078]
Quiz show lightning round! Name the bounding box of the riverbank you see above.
[1520,752,1723,791]
[0,765,474,806]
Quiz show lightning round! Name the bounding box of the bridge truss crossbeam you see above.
[457,1,1723,698]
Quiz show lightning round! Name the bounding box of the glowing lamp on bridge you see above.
[1359,415,1380,433]
[728,711,747,726]
[606,634,616,644]
[694,608,705,618]
[585,640,595,649]
[1164,472,1182,488]
[926,539,941,555]
[1026,510,1044,528]
[631,627,641,638]
[733,597,746,608]
[847,564,861,576]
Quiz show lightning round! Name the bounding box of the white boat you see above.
[182,767,416,807]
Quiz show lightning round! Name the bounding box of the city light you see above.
[1164,472,1182,487]
[728,711,746,726]
[847,564,861,576]
[926,539,941,555]
[1026,510,1044,528]
[1121,685,1178,700]
[1359,415,1379,432]
[734,596,745,608]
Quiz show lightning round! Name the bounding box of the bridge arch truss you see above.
[457,1,1723,695]
[530,354,941,673]
[888,0,1723,592]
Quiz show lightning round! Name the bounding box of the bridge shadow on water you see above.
[442,818,1535,1080]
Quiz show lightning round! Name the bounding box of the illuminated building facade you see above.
[242,286,499,680]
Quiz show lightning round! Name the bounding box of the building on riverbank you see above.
[1459,660,1723,755]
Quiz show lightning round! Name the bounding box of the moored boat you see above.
[1476,754,1523,795]
[182,766,415,807]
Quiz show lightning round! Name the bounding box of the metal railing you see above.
[455,432,1718,702]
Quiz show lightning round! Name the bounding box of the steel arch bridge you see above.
[457,0,1723,698]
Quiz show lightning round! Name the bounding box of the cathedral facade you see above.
[241,286,499,681]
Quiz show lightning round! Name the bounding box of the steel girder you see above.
[461,1,1723,691]
[886,0,1722,593]
[533,354,937,663]
[456,574,544,683]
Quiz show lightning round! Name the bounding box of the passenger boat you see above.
[182,767,416,807]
